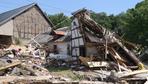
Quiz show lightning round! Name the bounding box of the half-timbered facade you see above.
[0,3,53,45]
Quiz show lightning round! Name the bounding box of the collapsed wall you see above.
[70,9,144,70]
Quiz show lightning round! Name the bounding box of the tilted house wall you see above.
[71,18,98,58]
[71,18,85,58]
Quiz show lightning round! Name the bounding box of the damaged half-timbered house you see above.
[71,9,144,70]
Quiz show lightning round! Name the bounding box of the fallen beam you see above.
[21,63,50,76]
[0,60,21,71]
[119,70,148,78]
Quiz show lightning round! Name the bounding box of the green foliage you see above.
[91,0,148,47]
[47,66,69,72]
[91,12,124,36]
[120,0,148,46]
[91,12,113,30]
[47,0,148,47]
[48,13,71,29]
[46,66,84,80]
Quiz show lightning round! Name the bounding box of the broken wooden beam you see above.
[0,60,21,71]
[21,63,50,76]
[79,56,95,66]
[118,70,148,78]
[113,37,144,69]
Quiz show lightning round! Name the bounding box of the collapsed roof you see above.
[29,27,70,46]
[71,8,143,70]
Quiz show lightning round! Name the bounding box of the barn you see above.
[0,3,53,46]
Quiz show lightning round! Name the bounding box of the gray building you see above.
[0,3,53,45]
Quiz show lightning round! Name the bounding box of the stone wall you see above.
[13,6,51,39]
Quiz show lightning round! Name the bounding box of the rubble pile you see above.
[0,46,73,83]
[70,9,148,83]
[0,8,148,84]
[0,47,49,76]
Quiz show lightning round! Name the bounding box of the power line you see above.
[25,0,33,3]
[36,0,72,13]
[0,1,72,15]
[0,0,72,14]
[17,0,30,4]
[0,0,31,8]
[53,17,71,29]
[22,0,71,29]
[24,0,72,14]
[0,5,13,8]
[37,5,69,15]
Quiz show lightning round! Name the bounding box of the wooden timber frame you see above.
[71,9,106,61]
[71,9,92,62]
[13,5,52,39]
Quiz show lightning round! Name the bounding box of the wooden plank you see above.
[79,56,95,66]
[87,61,109,68]
[0,60,21,71]
[113,37,141,66]
[119,70,148,78]
[110,62,130,71]
[71,36,83,40]
[21,63,49,76]
[108,47,125,63]
[123,77,147,81]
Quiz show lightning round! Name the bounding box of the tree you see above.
[47,0,148,47]
[121,0,148,46]
[91,12,112,30]
[48,13,71,29]
[91,12,121,32]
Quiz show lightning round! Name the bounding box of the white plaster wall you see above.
[48,42,69,55]
[55,42,68,55]
[0,20,13,36]
[86,47,98,56]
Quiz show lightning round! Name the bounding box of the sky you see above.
[0,0,143,16]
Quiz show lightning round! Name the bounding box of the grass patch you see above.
[13,37,22,45]
[144,65,148,69]
[67,72,84,81]
[46,66,84,81]
[47,67,69,72]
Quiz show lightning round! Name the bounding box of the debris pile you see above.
[0,8,148,84]
[70,9,148,83]
[0,45,73,83]
[0,46,49,76]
